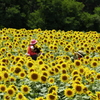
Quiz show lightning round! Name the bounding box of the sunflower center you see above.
[76,86,82,91]
[23,87,28,92]
[31,73,38,80]
[67,90,72,95]
[49,95,55,99]
[18,94,23,99]
[8,90,13,95]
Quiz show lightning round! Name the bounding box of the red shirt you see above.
[27,45,37,56]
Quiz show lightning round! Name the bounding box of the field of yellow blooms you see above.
[0,28,100,100]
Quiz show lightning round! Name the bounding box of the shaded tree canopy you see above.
[0,0,100,32]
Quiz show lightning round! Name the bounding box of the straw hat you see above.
[75,50,85,57]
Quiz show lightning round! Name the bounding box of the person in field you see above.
[26,39,43,60]
[71,50,85,62]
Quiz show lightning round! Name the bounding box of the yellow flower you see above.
[28,71,39,82]
[39,75,47,84]
[16,92,25,100]
[74,60,82,67]
[90,60,98,68]
[96,44,100,52]
[3,71,9,80]
[0,74,4,81]
[26,60,34,68]
[35,97,44,100]
[21,85,30,94]
[96,91,100,100]
[48,85,58,93]
[73,84,83,94]
[71,70,79,76]
[6,87,15,97]
[46,93,57,100]
[0,84,6,92]
[9,76,16,82]
[38,59,44,66]
[60,74,69,83]
[64,88,75,98]
[14,66,22,75]
[9,85,18,93]
[96,73,100,80]
[41,71,49,77]
[78,66,85,75]
[3,94,11,100]
[18,71,26,79]
[48,78,55,84]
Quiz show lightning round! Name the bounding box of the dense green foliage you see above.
[0,0,100,31]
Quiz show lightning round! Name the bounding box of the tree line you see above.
[0,0,100,32]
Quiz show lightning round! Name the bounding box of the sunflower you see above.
[9,67,15,73]
[6,87,15,97]
[48,78,55,84]
[28,67,36,73]
[14,66,22,75]
[14,56,21,62]
[64,47,70,52]
[0,74,4,82]
[61,62,67,69]
[48,69,55,76]
[38,59,44,66]
[78,66,85,75]
[35,97,44,100]
[9,76,16,82]
[41,71,49,77]
[73,84,83,94]
[96,91,100,100]
[16,92,25,100]
[39,75,47,84]
[83,86,88,93]
[49,44,54,50]
[53,45,58,50]
[3,71,9,80]
[96,44,100,52]
[89,76,95,83]
[26,60,34,68]
[9,85,18,93]
[60,74,69,82]
[28,71,39,82]
[74,60,82,67]
[3,94,11,100]
[0,84,6,92]
[55,64,61,70]
[71,70,79,76]
[46,93,57,100]
[21,85,30,94]
[6,53,12,58]
[18,59,25,65]
[90,60,98,68]
[61,68,67,74]
[64,88,75,98]
[1,47,6,53]
[53,67,60,75]
[16,62,23,67]
[72,75,80,81]
[48,85,58,93]
[96,73,100,80]
[18,71,26,79]
[83,58,89,65]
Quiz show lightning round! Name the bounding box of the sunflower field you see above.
[0,28,100,100]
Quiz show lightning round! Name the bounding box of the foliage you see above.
[0,0,100,31]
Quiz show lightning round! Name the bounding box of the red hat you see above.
[30,39,37,45]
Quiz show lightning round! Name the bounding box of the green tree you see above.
[27,10,44,29]
[61,0,84,31]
